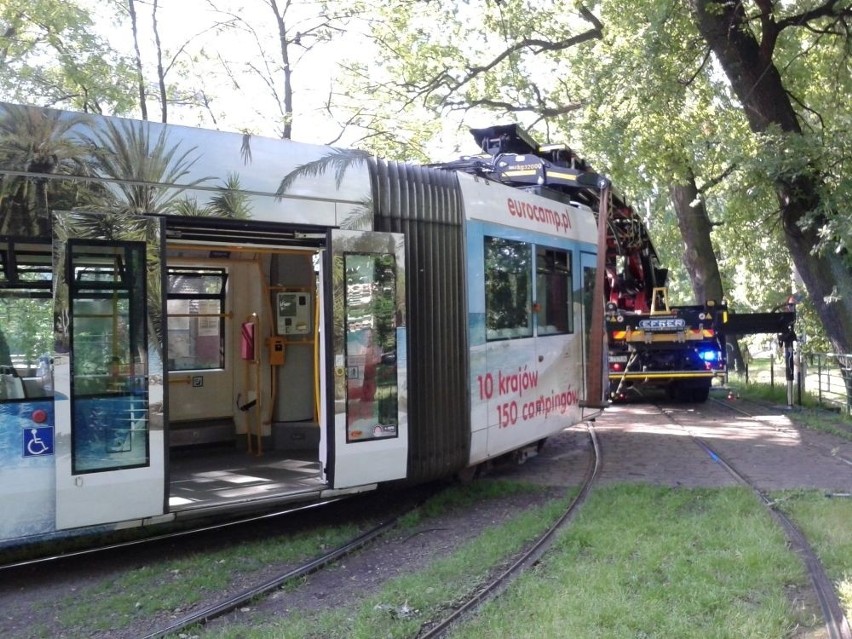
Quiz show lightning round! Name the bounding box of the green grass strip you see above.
[49,480,544,637]
[450,485,809,639]
[775,489,852,619]
[52,524,363,635]
[206,488,570,638]
[207,485,816,639]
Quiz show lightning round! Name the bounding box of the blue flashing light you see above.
[699,349,720,363]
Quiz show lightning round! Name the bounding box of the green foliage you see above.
[0,0,137,113]
[0,298,52,366]
[457,486,805,638]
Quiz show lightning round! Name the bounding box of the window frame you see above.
[484,236,533,342]
[535,244,574,336]
[166,266,228,372]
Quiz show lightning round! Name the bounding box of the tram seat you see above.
[23,378,50,398]
[0,372,25,399]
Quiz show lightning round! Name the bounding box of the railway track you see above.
[131,424,599,638]
[0,486,432,639]
[140,425,599,639]
[0,423,593,639]
[414,422,600,638]
[0,498,344,572]
[661,398,852,639]
[141,505,416,639]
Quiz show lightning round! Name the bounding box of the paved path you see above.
[501,399,852,494]
[593,399,852,492]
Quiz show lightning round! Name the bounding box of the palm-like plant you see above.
[276,147,371,196]
[276,148,373,230]
[0,103,88,237]
[64,119,212,357]
[78,118,213,222]
[209,173,252,219]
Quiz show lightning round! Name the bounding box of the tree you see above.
[0,0,137,113]
[201,0,357,139]
[344,0,851,357]
[104,0,239,123]
[689,0,852,354]
[332,1,602,158]
[0,103,88,237]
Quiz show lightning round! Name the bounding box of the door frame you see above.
[53,212,166,529]
[321,229,408,489]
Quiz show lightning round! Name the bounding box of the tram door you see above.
[322,229,408,488]
[53,212,166,529]
[580,250,602,402]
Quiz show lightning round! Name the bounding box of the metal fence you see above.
[732,352,852,414]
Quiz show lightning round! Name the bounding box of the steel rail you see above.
[415,423,601,639]
[141,508,410,639]
[0,498,344,572]
[661,402,852,639]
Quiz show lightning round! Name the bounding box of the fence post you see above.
[817,356,822,404]
[796,349,803,406]
[783,336,795,408]
[840,356,852,417]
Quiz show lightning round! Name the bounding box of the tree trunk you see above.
[152,0,168,123]
[670,169,745,371]
[690,0,852,355]
[270,0,294,139]
[669,169,722,305]
[128,0,148,120]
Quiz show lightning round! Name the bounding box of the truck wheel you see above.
[690,384,710,403]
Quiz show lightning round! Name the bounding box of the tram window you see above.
[343,252,399,442]
[484,236,532,341]
[0,240,53,401]
[536,246,573,335]
[68,241,150,473]
[166,268,226,371]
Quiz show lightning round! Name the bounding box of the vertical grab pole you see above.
[582,177,611,409]
[255,346,262,456]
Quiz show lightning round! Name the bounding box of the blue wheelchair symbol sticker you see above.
[23,426,54,457]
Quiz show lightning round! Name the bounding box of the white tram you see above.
[0,102,602,550]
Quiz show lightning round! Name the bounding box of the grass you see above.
[206,486,818,639]
[54,524,365,634]
[43,480,544,637]
[41,435,852,638]
[205,490,570,639]
[449,486,807,639]
[774,490,852,619]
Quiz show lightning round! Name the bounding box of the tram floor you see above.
[167,445,325,512]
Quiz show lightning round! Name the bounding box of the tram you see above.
[0,102,604,551]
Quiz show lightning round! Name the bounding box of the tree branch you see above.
[443,97,582,117]
[777,0,850,31]
[406,6,604,106]
[697,163,737,193]
[678,46,712,86]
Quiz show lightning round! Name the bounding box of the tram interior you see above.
[164,242,326,512]
[0,237,329,517]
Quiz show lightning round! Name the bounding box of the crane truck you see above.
[439,123,795,403]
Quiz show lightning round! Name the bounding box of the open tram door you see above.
[320,229,408,488]
[53,212,166,529]
[580,250,606,407]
